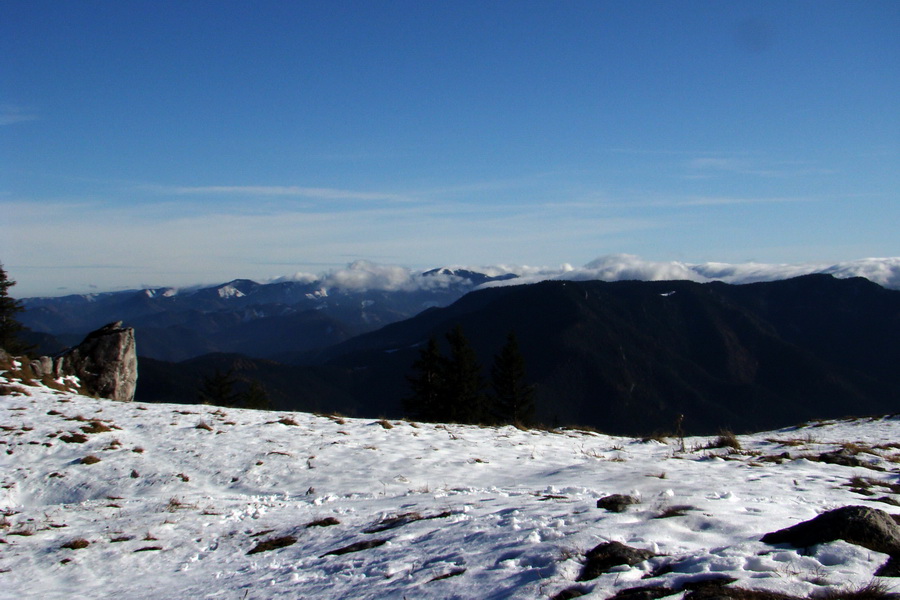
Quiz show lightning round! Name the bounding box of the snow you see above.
[2,378,899,599]
[217,285,246,299]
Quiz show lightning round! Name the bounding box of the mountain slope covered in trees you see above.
[312,275,900,434]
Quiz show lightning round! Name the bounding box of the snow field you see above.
[1,379,899,599]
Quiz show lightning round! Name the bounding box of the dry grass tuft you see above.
[247,535,297,555]
[306,517,340,528]
[80,421,114,434]
[320,538,387,557]
[61,538,90,550]
[706,430,742,451]
[814,580,900,600]
[653,505,694,519]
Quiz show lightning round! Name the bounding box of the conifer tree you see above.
[404,336,446,421]
[490,331,535,426]
[197,368,239,407]
[241,380,272,410]
[443,325,486,424]
[0,262,32,355]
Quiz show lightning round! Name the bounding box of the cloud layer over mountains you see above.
[272,255,900,295]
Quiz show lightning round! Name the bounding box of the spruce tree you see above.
[197,368,239,407]
[0,262,32,355]
[490,331,535,426]
[443,325,486,424]
[241,380,272,410]
[404,337,446,421]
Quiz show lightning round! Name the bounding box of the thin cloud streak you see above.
[685,156,834,179]
[170,185,411,202]
[0,104,39,125]
[575,195,818,209]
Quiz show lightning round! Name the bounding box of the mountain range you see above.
[20,266,517,362]
[17,257,900,435]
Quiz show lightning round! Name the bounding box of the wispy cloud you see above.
[170,185,410,202]
[0,105,39,126]
[578,194,818,209]
[685,156,832,179]
[672,195,817,207]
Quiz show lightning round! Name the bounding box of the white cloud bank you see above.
[273,260,470,293]
[483,254,900,290]
[271,255,900,295]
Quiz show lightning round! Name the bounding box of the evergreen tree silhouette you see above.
[0,262,33,355]
[404,336,446,421]
[197,368,239,407]
[490,331,535,426]
[241,380,272,410]
[443,325,486,424]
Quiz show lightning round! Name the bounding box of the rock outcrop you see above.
[30,322,138,401]
[762,505,900,577]
[596,494,641,512]
[577,541,658,582]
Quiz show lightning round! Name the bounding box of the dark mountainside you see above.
[132,274,900,435]
[310,274,900,434]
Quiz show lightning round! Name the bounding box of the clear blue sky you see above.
[2,0,898,296]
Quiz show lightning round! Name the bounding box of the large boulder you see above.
[577,541,657,582]
[53,322,138,402]
[597,494,641,512]
[761,505,900,556]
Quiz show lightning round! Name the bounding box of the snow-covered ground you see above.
[2,377,899,599]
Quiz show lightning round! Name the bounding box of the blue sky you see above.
[2,1,898,297]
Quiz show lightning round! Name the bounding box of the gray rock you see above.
[816,449,867,468]
[577,541,657,581]
[30,356,53,378]
[597,494,640,512]
[761,505,900,556]
[54,322,138,402]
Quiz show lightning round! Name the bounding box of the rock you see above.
[876,556,900,577]
[550,586,590,600]
[817,449,867,468]
[607,585,675,599]
[577,541,657,582]
[30,356,53,378]
[761,505,900,557]
[597,494,640,512]
[683,586,798,599]
[54,322,138,402]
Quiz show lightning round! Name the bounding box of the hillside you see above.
[2,379,900,599]
[312,275,900,434]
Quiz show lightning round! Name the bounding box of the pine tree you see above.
[443,325,487,424]
[241,380,272,410]
[0,262,32,355]
[490,331,535,426]
[197,368,239,407]
[404,337,446,421]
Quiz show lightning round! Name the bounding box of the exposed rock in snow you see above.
[762,504,900,576]
[53,321,138,401]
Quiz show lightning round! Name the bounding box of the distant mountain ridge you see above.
[20,266,518,361]
[129,273,900,436]
[18,255,900,365]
